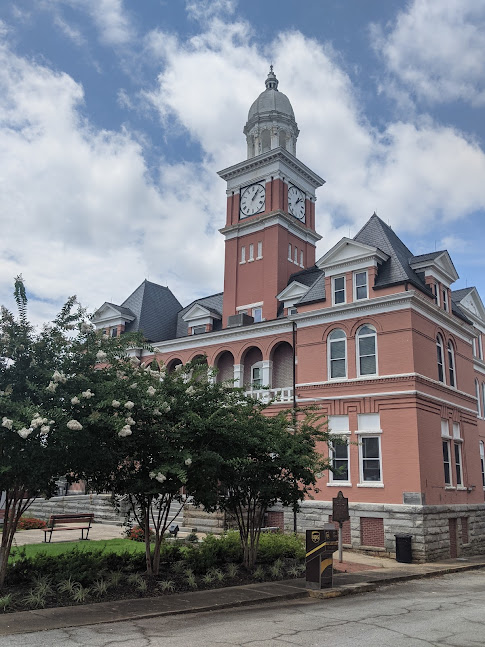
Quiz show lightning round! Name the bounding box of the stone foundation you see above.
[268,500,485,562]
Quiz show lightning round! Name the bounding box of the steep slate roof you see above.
[288,265,323,288]
[353,214,430,293]
[176,292,224,338]
[103,303,136,318]
[451,288,474,324]
[409,251,446,264]
[121,280,182,342]
[297,272,326,306]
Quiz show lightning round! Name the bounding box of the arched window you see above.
[447,342,456,387]
[357,325,377,376]
[328,329,347,379]
[436,335,445,383]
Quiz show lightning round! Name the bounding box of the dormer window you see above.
[111,328,118,338]
[252,307,262,323]
[354,271,368,300]
[333,276,346,305]
[192,325,206,335]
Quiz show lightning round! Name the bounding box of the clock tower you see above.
[218,67,324,326]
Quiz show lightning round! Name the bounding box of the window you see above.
[248,243,254,261]
[479,336,483,360]
[328,416,350,484]
[333,276,346,305]
[447,342,456,387]
[443,440,452,486]
[251,364,262,388]
[357,325,377,376]
[436,335,445,383]
[361,437,381,482]
[252,307,262,323]
[476,379,482,418]
[328,329,347,379]
[288,244,292,261]
[354,271,368,300]
[454,442,463,486]
[473,338,477,357]
[300,250,304,267]
[442,289,448,312]
[293,246,298,264]
[257,241,263,259]
[240,246,246,263]
[110,328,118,338]
[480,441,485,487]
[192,325,205,335]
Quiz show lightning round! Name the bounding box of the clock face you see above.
[288,185,305,221]
[240,183,266,218]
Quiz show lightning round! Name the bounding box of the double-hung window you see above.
[333,276,346,305]
[240,246,246,263]
[251,364,262,389]
[480,441,485,488]
[357,414,382,485]
[328,415,350,484]
[447,342,456,387]
[328,329,346,379]
[248,244,254,261]
[453,423,463,487]
[252,307,262,323]
[441,419,452,486]
[436,335,445,383]
[354,271,368,300]
[288,244,292,261]
[357,325,377,376]
[476,379,482,418]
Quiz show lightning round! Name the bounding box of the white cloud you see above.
[371,0,485,106]
[186,0,236,22]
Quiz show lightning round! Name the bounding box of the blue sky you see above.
[0,0,484,323]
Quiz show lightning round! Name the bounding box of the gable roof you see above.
[121,280,183,342]
[451,287,483,324]
[176,292,224,338]
[288,266,324,288]
[354,214,430,293]
[297,272,326,306]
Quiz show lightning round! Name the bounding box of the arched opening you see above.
[166,358,183,373]
[242,347,263,388]
[271,342,293,388]
[261,129,271,153]
[278,130,287,150]
[215,351,234,384]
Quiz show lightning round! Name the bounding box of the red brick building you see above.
[93,69,485,561]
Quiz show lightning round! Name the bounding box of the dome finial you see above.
[265,65,278,91]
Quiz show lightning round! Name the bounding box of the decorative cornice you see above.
[219,210,322,243]
[217,148,324,188]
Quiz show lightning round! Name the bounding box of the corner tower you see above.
[218,67,325,326]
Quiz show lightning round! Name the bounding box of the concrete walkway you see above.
[3,525,485,636]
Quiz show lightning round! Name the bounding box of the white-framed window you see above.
[476,379,482,418]
[354,271,368,300]
[328,415,350,485]
[294,246,298,264]
[288,244,292,261]
[300,250,304,267]
[436,335,445,383]
[251,363,262,389]
[333,276,346,305]
[328,329,347,379]
[482,383,485,419]
[248,243,254,261]
[357,325,377,376]
[479,336,483,360]
[432,283,440,306]
[357,414,382,485]
[447,341,456,387]
[110,327,118,338]
[480,441,485,488]
[454,442,463,486]
[442,289,448,312]
[240,246,246,263]
[443,439,452,486]
[192,325,205,335]
[252,307,262,323]
[257,241,263,259]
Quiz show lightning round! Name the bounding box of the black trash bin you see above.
[395,534,412,563]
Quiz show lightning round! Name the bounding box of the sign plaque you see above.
[332,490,349,523]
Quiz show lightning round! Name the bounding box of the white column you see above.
[261,360,273,388]
[234,364,244,388]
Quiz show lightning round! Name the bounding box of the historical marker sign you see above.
[332,490,349,523]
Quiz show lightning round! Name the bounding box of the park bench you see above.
[44,513,94,543]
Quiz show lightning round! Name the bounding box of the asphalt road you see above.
[2,570,485,646]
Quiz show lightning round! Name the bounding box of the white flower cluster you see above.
[2,417,13,430]
[81,322,92,333]
[31,414,49,431]
[82,389,94,399]
[112,400,120,408]
[71,396,80,405]
[130,357,140,366]
[67,419,83,431]
[46,381,58,393]
[124,401,134,410]
[96,350,107,362]
[17,428,32,439]
[185,385,195,395]
[125,416,135,426]
[118,425,132,437]
[147,386,156,396]
[52,370,67,384]
[130,383,138,389]
[184,458,192,466]
[149,471,166,483]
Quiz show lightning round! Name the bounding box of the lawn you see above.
[9,538,146,561]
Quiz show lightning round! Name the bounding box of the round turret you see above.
[244,66,299,159]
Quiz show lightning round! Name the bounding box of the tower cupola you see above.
[243,66,299,159]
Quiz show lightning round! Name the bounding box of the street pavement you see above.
[1,569,485,646]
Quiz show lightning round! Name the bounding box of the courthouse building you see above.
[93,68,485,561]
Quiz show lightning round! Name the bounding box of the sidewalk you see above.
[2,526,485,636]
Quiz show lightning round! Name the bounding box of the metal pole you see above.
[338,521,343,563]
[292,321,297,534]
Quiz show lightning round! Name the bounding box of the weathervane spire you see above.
[265,64,278,91]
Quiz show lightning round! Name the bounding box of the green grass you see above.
[9,538,146,561]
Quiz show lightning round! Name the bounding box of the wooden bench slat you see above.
[44,513,94,543]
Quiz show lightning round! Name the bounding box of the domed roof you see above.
[247,67,295,121]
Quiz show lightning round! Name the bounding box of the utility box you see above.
[305,524,339,589]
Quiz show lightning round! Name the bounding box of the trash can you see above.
[395,534,412,563]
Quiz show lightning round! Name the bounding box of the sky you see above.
[0,0,484,324]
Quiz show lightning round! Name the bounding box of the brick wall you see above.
[265,511,284,529]
[272,343,293,388]
[329,516,351,544]
[360,517,385,547]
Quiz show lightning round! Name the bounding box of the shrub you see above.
[17,517,47,530]
[257,533,305,563]
[125,525,154,542]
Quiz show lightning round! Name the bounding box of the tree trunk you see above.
[142,503,153,576]
[0,492,33,589]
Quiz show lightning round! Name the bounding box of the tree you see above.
[0,277,88,588]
